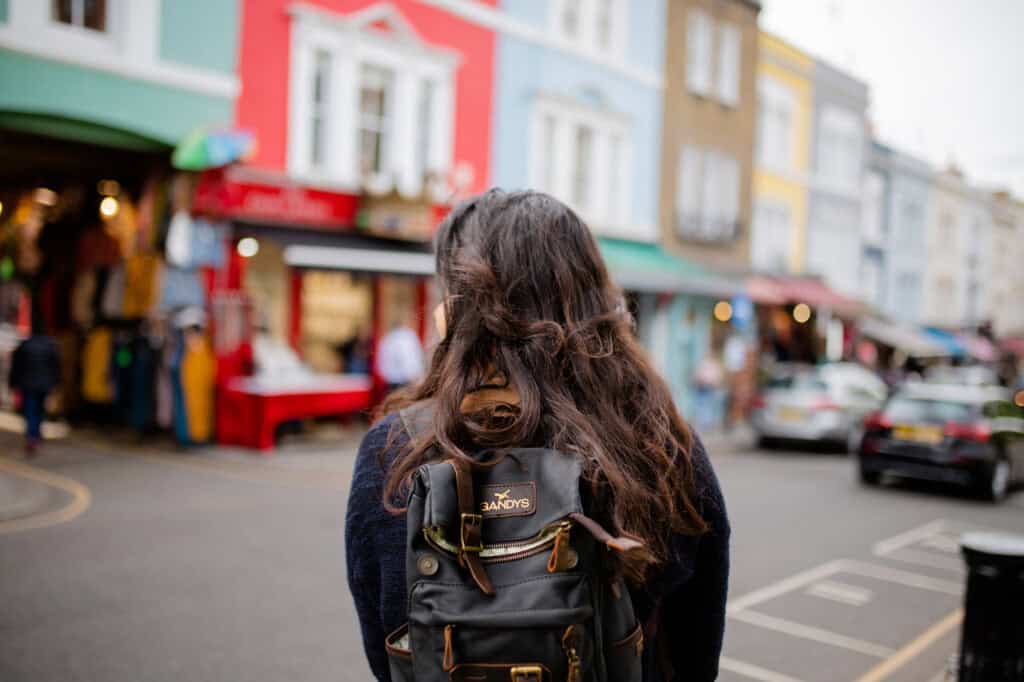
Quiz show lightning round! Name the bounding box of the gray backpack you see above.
[385,408,646,682]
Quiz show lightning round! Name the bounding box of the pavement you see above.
[1,424,1022,682]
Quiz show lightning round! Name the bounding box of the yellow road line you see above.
[0,457,92,534]
[854,608,963,682]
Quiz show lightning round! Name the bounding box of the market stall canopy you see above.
[957,332,999,362]
[597,238,742,298]
[173,128,256,171]
[923,327,966,357]
[1001,336,1024,358]
[858,318,949,358]
[748,275,865,317]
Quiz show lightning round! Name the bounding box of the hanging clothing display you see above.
[159,267,205,311]
[122,254,161,318]
[81,327,114,404]
[156,328,175,430]
[77,227,122,270]
[101,265,127,319]
[189,219,227,268]
[165,211,192,268]
[181,331,216,444]
[70,271,98,328]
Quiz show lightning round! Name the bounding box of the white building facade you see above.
[806,60,868,299]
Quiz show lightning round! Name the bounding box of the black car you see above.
[857,383,1024,502]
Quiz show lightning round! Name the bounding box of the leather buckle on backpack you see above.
[459,513,484,553]
[509,665,543,681]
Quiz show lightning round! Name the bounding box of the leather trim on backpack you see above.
[611,622,644,657]
[384,623,411,659]
[448,662,551,681]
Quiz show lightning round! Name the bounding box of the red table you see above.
[217,374,372,451]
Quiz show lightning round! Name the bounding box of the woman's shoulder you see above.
[687,432,728,525]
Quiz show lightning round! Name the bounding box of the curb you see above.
[0,468,55,523]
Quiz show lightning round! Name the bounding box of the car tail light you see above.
[751,394,766,409]
[863,411,892,432]
[943,421,991,443]
[811,395,840,411]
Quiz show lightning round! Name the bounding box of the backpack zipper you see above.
[423,520,573,564]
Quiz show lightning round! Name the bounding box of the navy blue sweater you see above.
[344,413,730,681]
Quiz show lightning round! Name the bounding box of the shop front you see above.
[192,166,441,450]
[748,274,865,373]
[0,134,241,445]
[597,238,748,425]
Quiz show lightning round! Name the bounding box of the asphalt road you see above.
[1,430,1021,682]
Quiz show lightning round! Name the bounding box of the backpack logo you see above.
[479,482,536,517]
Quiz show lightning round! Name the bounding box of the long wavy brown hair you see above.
[377,189,707,581]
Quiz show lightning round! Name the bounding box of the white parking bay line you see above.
[920,534,962,553]
[731,610,896,658]
[806,580,873,606]
[880,548,965,573]
[838,560,963,596]
[720,656,805,682]
[873,519,949,556]
[727,560,846,615]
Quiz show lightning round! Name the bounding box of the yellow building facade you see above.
[752,32,814,273]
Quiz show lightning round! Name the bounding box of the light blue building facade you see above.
[488,1,724,413]
[869,142,933,324]
[490,0,666,242]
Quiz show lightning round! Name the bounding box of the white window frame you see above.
[550,0,627,61]
[52,0,109,32]
[676,145,740,242]
[752,199,793,272]
[0,0,236,98]
[686,8,713,97]
[756,75,796,173]
[861,170,885,246]
[288,3,460,197]
[528,95,632,237]
[817,105,862,191]
[716,22,741,107]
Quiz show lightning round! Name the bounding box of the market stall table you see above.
[217,373,372,451]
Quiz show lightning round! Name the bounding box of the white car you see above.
[752,363,889,451]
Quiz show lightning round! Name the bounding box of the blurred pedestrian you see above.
[693,351,725,433]
[9,321,60,456]
[346,190,729,680]
[376,318,423,393]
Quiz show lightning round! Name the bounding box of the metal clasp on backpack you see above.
[509,665,543,681]
[459,513,484,552]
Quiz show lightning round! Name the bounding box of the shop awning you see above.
[858,318,949,358]
[746,274,865,317]
[957,333,999,362]
[923,328,966,356]
[597,238,742,298]
[1001,336,1024,358]
[283,245,435,275]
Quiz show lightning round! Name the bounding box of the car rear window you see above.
[884,398,976,424]
[766,375,828,391]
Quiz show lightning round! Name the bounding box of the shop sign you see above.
[356,193,444,242]
[193,168,359,229]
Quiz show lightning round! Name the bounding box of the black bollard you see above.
[958,532,1024,682]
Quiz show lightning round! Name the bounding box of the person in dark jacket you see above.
[345,190,730,681]
[9,324,61,456]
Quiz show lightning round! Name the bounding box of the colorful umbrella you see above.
[172,128,256,171]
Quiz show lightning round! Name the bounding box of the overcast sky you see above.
[760,0,1024,196]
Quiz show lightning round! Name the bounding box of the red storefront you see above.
[207,0,496,449]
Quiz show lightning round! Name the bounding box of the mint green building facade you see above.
[0,0,239,150]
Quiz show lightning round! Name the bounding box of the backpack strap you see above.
[450,457,495,596]
[400,404,495,596]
